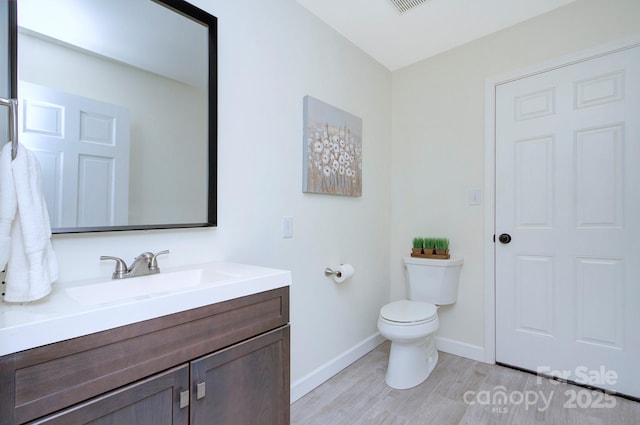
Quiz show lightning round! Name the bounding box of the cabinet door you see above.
[29,365,189,425]
[191,326,290,425]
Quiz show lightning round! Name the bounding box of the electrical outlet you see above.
[282,216,293,238]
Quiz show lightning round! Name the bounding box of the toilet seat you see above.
[380,300,437,324]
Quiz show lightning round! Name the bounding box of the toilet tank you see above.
[403,257,463,305]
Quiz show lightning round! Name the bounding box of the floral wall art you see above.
[303,96,362,196]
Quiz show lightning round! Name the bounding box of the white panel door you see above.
[18,82,130,228]
[495,46,640,398]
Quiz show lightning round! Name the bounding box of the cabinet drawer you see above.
[28,365,189,425]
[0,287,289,425]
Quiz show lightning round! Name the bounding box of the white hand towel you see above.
[0,142,17,269]
[2,143,58,302]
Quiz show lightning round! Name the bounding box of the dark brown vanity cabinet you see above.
[0,287,290,425]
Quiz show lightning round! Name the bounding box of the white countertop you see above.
[0,261,291,357]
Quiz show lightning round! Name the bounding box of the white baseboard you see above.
[290,334,487,403]
[290,333,386,403]
[436,336,486,363]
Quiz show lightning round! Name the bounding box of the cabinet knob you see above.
[179,390,189,409]
[197,382,206,399]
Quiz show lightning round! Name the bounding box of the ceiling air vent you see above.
[389,0,430,14]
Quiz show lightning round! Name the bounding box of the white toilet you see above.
[377,256,463,389]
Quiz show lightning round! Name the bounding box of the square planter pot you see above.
[410,248,450,259]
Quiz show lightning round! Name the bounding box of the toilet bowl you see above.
[378,257,462,389]
[378,300,439,389]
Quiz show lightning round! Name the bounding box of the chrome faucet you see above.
[101,250,170,279]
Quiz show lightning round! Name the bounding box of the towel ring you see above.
[0,97,19,160]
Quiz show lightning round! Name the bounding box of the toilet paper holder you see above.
[324,264,354,283]
[324,267,342,277]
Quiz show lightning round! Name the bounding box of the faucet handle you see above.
[135,252,154,261]
[150,250,170,271]
[100,256,128,279]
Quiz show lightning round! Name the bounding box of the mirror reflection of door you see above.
[16,0,211,232]
[19,82,130,228]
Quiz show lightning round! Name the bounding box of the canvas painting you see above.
[303,96,362,196]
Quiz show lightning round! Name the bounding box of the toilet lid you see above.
[380,300,437,323]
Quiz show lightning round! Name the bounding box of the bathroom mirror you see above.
[11,0,217,233]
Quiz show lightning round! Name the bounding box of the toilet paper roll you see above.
[333,264,354,283]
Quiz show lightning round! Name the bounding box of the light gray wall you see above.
[390,0,640,350]
[47,0,393,388]
[16,0,640,401]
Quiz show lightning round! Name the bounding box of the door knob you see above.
[498,233,512,244]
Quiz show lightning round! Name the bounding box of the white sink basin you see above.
[0,261,291,357]
[66,268,236,306]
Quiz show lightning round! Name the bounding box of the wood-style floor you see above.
[291,341,640,425]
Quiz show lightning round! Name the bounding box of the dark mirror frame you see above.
[8,0,217,233]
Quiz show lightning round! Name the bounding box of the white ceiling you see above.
[296,0,577,70]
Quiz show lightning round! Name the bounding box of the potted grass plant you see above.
[435,238,449,257]
[410,237,450,259]
[412,237,425,256]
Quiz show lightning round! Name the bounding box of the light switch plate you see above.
[282,216,293,238]
[468,189,481,206]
